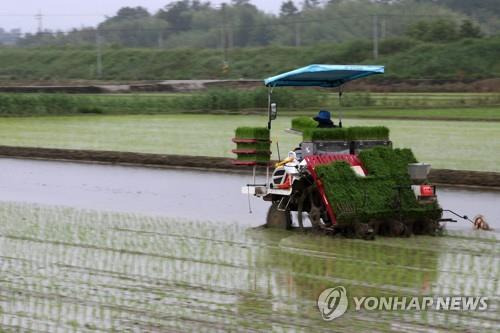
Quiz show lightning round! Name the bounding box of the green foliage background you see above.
[1,37,499,81]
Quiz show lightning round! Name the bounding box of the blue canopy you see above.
[264,64,384,88]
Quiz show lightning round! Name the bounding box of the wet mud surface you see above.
[0,158,498,332]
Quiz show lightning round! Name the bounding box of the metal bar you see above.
[266,164,269,189]
[267,87,272,130]
[442,209,473,224]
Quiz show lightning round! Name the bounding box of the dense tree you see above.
[157,0,194,32]
[435,0,500,17]
[12,0,497,48]
[459,20,482,39]
[407,19,459,42]
[280,1,299,17]
[108,7,150,22]
[302,0,321,10]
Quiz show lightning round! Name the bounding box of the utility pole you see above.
[372,14,379,60]
[381,17,387,40]
[35,10,43,33]
[294,19,301,47]
[221,4,228,63]
[158,31,164,48]
[96,31,103,78]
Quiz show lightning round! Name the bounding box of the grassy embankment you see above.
[0,90,499,121]
[0,36,499,81]
[0,114,498,172]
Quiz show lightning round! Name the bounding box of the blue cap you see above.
[314,110,331,122]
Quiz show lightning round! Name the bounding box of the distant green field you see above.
[0,91,499,121]
[0,114,498,172]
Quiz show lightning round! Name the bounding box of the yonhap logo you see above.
[317,286,349,320]
[317,286,489,321]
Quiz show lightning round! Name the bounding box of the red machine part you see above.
[276,174,292,189]
[304,154,365,225]
[420,185,436,197]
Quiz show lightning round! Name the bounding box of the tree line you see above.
[14,0,494,48]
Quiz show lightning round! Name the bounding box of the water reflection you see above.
[0,202,497,331]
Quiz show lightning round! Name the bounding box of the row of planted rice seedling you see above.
[0,201,497,331]
[0,203,265,331]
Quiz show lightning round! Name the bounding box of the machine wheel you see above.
[354,223,375,240]
[297,185,330,230]
[266,202,292,229]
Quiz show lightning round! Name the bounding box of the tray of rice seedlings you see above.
[303,127,348,141]
[232,127,271,165]
[347,126,389,141]
[291,117,318,132]
[315,147,442,236]
[302,126,389,142]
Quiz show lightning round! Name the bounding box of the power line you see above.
[18,13,462,36]
[0,13,107,17]
[35,10,43,33]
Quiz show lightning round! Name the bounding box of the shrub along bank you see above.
[0,89,326,116]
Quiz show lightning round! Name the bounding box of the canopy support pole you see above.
[338,85,343,128]
[266,85,274,191]
[267,86,274,130]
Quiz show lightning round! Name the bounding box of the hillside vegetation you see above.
[1,36,499,81]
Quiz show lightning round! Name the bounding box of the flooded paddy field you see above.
[0,114,499,172]
[0,158,499,332]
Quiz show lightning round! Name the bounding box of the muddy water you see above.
[0,158,498,332]
[0,158,498,230]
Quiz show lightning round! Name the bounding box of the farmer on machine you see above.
[314,110,336,128]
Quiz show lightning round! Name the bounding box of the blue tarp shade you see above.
[264,64,384,88]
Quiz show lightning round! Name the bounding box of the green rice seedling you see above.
[236,151,271,162]
[302,128,348,141]
[291,117,318,132]
[235,127,270,140]
[236,141,271,152]
[316,147,439,225]
[302,126,389,142]
[347,126,390,140]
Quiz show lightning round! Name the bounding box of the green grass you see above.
[0,114,499,172]
[1,36,500,80]
[0,90,326,116]
[0,92,499,121]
